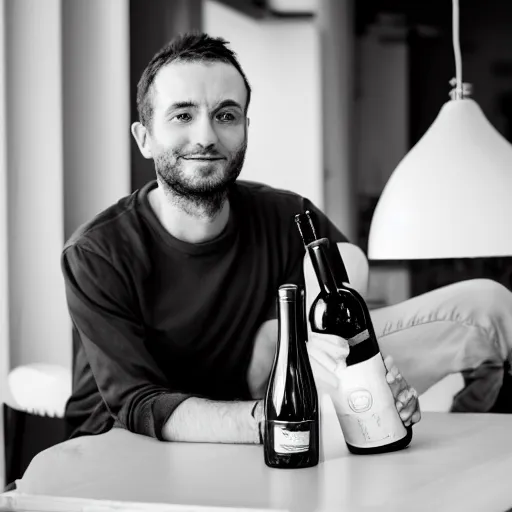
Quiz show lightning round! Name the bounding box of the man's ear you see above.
[131,122,153,159]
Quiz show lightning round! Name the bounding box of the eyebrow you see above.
[165,99,244,115]
[166,101,198,112]
[214,100,244,111]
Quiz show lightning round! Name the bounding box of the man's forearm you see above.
[248,319,278,398]
[161,397,264,444]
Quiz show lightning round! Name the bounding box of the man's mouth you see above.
[182,156,224,161]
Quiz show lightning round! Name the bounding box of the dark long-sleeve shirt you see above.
[62,179,347,439]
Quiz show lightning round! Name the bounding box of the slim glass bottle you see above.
[264,284,319,468]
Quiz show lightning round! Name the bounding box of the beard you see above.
[154,142,247,219]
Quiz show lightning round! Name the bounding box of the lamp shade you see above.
[368,98,512,260]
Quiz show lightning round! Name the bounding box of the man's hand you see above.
[307,332,349,391]
[248,321,421,429]
[384,355,421,427]
[306,331,421,428]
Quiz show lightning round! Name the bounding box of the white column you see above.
[3,0,130,372]
[5,0,70,369]
[62,0,131,240]
[317,0,357,241]
[0,0,9,488]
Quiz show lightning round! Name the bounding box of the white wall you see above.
[0,0,9,487]
[204,0,324,208]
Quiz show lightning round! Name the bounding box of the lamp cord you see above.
[452,0,463,98]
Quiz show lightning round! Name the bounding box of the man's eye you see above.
[217,112,236,122]
[174,113,191,122]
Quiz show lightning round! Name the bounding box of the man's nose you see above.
[192,116,219,148]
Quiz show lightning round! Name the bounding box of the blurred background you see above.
[0,0,512,483]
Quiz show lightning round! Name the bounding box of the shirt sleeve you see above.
[61,244,192,440]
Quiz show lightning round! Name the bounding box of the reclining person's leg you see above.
[370,279,512,412]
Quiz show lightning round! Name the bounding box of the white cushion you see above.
[419,373,465,412]
[7,363,72,418]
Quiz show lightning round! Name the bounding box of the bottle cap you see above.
[295,211,317,246]
[278,284,298,301]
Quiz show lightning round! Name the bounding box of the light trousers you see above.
[371,279,512,412]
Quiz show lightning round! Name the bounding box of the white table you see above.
[1,412,512,512]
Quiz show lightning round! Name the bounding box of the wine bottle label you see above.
[274,424,310,454]
[346,329,370,347]
[331,353,407,448]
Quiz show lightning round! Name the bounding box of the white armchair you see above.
[7,363,71,417]
[4,363,71,485]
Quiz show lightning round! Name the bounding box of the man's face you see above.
[147,61,248,201]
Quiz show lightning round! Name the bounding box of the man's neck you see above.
[148,184,230,244]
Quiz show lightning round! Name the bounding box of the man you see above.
[62,33,510,444]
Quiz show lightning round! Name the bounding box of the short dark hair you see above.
[136,32,252,129]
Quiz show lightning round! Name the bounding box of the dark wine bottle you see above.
[295,211,413,455]
[264,284,319,468]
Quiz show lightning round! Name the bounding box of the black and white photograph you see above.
[0,1,511,510]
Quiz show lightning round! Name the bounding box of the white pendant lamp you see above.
[368,0,512,260]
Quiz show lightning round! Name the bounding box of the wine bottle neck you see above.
[295,211,318,246]
[277,299,301,363]
[308,243,338,296]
